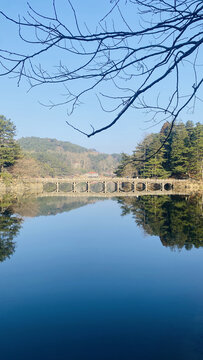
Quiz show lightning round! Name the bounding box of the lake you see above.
[0,194,202,360]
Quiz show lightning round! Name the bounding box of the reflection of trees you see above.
[117,195,203,250]
[0,195,23,262]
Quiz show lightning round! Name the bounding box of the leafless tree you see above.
[0,0,202,145]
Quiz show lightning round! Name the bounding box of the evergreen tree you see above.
[190,122,203,180]
[132,136,150,177]
[114,153,135,177]
[169,122,190,178]
[142,134,170,178]
[115,121,203,180]
[0,115,21,172]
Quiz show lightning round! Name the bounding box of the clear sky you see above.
[0,0,202,154]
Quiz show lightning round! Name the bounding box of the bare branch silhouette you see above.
[0,0,202,142]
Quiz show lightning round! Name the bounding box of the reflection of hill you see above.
[117,195,203,250]
[0,194,104,262]
[12,196,104,218]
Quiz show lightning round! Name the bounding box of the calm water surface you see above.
[0,195,202,360]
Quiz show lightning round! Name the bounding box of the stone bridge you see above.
[29,177,194,197]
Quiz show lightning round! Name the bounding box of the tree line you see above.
[115,121,203,179]
[1,114,203,180]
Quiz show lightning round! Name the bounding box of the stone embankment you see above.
[173,179,203,193]
[0,178,43,195]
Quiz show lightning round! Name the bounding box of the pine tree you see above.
[0,115,21,172]
[170,122,190,178]
[142,134,170,178]
[114,153,135,177]
[132,134,155,178]
[190,122,203,179]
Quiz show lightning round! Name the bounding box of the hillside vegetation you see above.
[14,137,121,177]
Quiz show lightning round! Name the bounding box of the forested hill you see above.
[16,137,121,177]
[18,137,90,154]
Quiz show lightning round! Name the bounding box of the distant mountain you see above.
[15,137,121,177]
[18,136,90,154]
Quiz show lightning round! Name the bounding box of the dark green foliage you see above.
[142,134,170,178]
[0,115,21,171]
[0,196,23,262]
[116,121,203,179]
[170,123,190,178]
[117,195,203,250]
[187,122,203,179]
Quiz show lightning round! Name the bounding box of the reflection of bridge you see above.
[34,177,193,196]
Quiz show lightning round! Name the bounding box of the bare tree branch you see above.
[0,0,202,143]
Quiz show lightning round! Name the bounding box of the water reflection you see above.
[0,195,101,261]
[0,195,23,262]
[0,193,202,359]
[12,196,102,217]
[117,195,203,250]
[0,194,202,263]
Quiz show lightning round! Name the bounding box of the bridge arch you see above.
[136,182,146,191]
[150,183,162,191]
[90,181,104,193]
[164,183,173,191]
[106,181,117,193]
[59,182,73,192]
[75,182,88,192]
[120,181,134,192]
[43,182,57,192]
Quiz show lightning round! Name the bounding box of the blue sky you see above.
[0,0,202,154]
